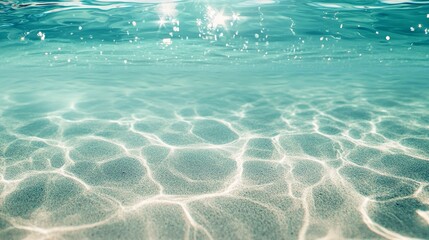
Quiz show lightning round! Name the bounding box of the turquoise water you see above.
[1,0,429,239]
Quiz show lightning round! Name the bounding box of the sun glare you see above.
[206,6,229,30]
[157,2,178,18]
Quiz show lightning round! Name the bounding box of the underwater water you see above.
[1,0,429,239]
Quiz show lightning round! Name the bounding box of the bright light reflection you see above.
[232,12,240,21]
[157,3,177,28]
[207,6,229,29]
[157,2,177,18]
[158,17,167,27]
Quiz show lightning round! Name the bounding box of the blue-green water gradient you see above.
[1,0,429,239]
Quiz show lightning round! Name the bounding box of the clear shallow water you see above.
[1,1,429,239]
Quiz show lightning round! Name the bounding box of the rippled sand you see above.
[0,66,428,240]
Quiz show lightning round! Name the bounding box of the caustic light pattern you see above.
[0,71,429,239]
